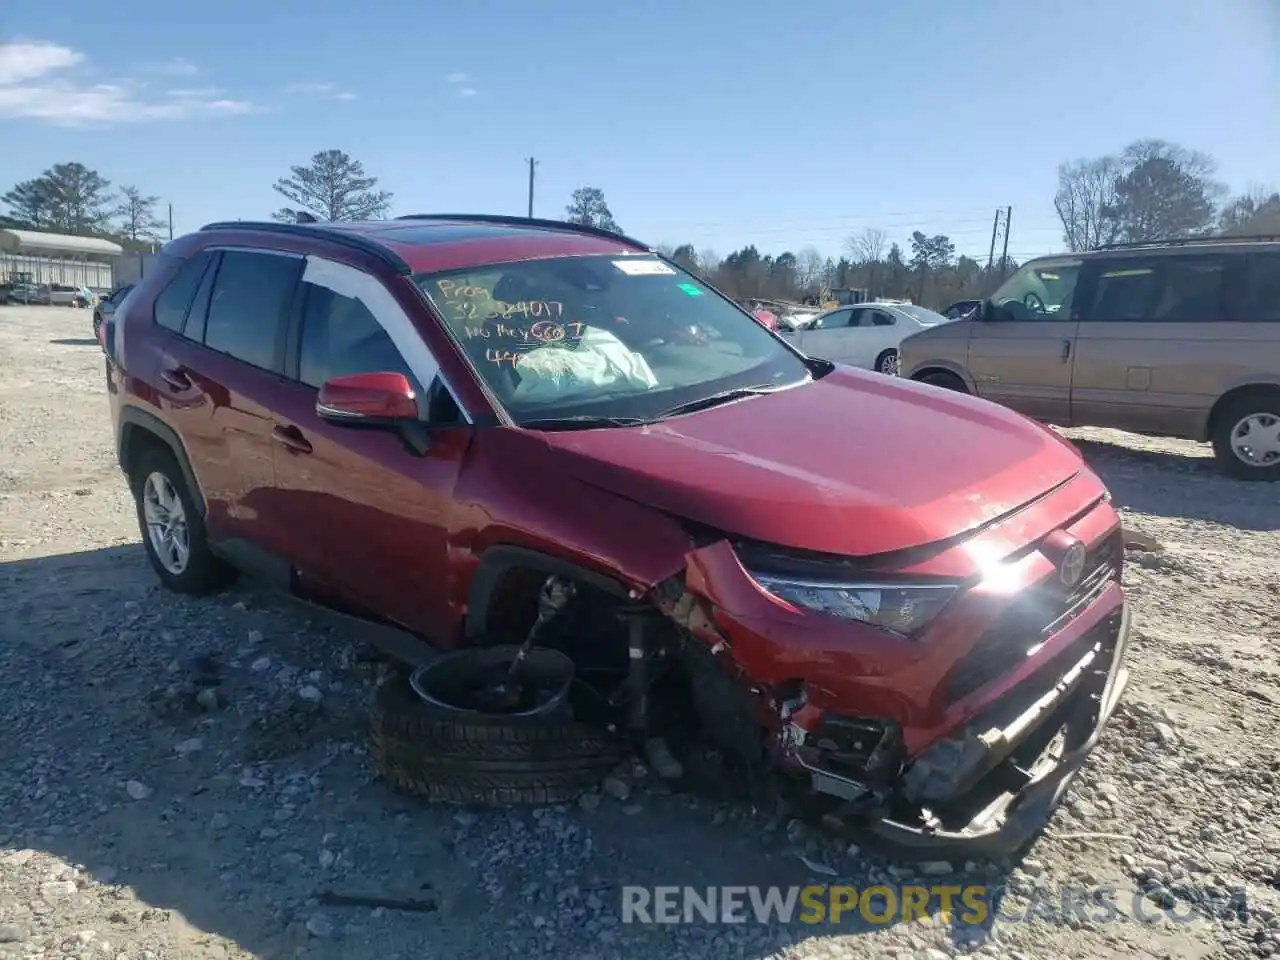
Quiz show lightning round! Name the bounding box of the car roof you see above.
[1024,235,1280,266]
[190,214,654,275]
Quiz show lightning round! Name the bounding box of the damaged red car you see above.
[103,213,1130,856]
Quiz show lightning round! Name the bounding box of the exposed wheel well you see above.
[463,549,770,781]
[464,545,632,645]
[1207,384,1280,441]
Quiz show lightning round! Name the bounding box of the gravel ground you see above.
[1,303,1278,960]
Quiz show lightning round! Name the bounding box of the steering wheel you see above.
[1023,292,1046,314]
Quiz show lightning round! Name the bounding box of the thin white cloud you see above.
[285,81,335,95]
[445,73,477,96]
[144,57,199,76]
[285,81,357,101]
[166,87,224,98]
[0,40,257,126]
[0,40,82,84]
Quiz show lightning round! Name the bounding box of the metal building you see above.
[0,228,123,291]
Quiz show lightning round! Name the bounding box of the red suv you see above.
[103,214,1130,855]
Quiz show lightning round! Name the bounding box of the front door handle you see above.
[160,367,192,390]
[1061,339,1072,362]
[272,424,313,455]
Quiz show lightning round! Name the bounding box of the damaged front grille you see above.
[943,529,1121,706]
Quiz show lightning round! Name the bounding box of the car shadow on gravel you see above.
[48,337,100,346]
[1,545,1016,958]
[1073,438,1280,532]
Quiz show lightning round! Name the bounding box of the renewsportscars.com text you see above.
[621,884,1247,927]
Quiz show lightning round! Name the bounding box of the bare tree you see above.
[271,149,392,222]
[1053,156,1123,252]
[114,185,166,242]
[1220,186,1280,235]
[1110,140,1225,242]
[796,246,826,290]
[846,228,887,264]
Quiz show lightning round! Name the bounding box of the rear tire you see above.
[130,446,235,593]
[370,671,627,806]
[1211,392,1280,481]
[874,349,899,376]
[918,371,968,393]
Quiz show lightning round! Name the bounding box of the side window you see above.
[297,281,423,395]
[153,252,213,332]
[871,310,895,326]
[847,309,870,327]
[203,251,301,370]
[1151,257,1225,322]
[814,308,852,330]
[184,253,220,344]
[1242,253,1280,322]
[1086,261,1160,321]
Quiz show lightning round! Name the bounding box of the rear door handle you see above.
[272,424,313,455]
[1061,339,1072,362]
[159,367,192,390]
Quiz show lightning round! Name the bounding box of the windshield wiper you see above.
[652,383,792,421]
[519,415,651,431]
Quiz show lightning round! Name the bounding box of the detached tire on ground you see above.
[369,672,628,806]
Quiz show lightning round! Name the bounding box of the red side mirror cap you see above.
[316,372,418,422]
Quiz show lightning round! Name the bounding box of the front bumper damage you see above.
[794,602,1131,859]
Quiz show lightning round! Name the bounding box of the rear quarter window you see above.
[1242,252,1280,322]
[154,252,214,332]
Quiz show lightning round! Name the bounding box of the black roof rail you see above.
[197,220,411,274]
[1095,234,1280,251]
[393,213,652,251]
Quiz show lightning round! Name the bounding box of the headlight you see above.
[750,574,957,637]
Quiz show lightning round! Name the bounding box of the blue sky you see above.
[2,0,1277,263]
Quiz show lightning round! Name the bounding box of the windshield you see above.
[415,254,812,424]
[990,259,1083,320]
[897,304,949,325]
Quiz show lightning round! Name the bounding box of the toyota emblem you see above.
[1059,541,1087,587]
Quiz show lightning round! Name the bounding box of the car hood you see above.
[536,367,1084,557]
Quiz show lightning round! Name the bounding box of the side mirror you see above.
[316,372,419,425]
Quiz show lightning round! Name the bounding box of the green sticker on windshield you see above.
[677,283,704,297]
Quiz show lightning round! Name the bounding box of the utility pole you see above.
[986,208,1002,272]
[167,204,173,241]
[525,158,538,218]
[999,205,1012,279]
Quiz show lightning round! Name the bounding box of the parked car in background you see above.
[34,283,93,307]
[776,310,821,332]
[783,301,952,375]
[93,284,134,342]
[900,236,1280,479]
[101,213,1129,853]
